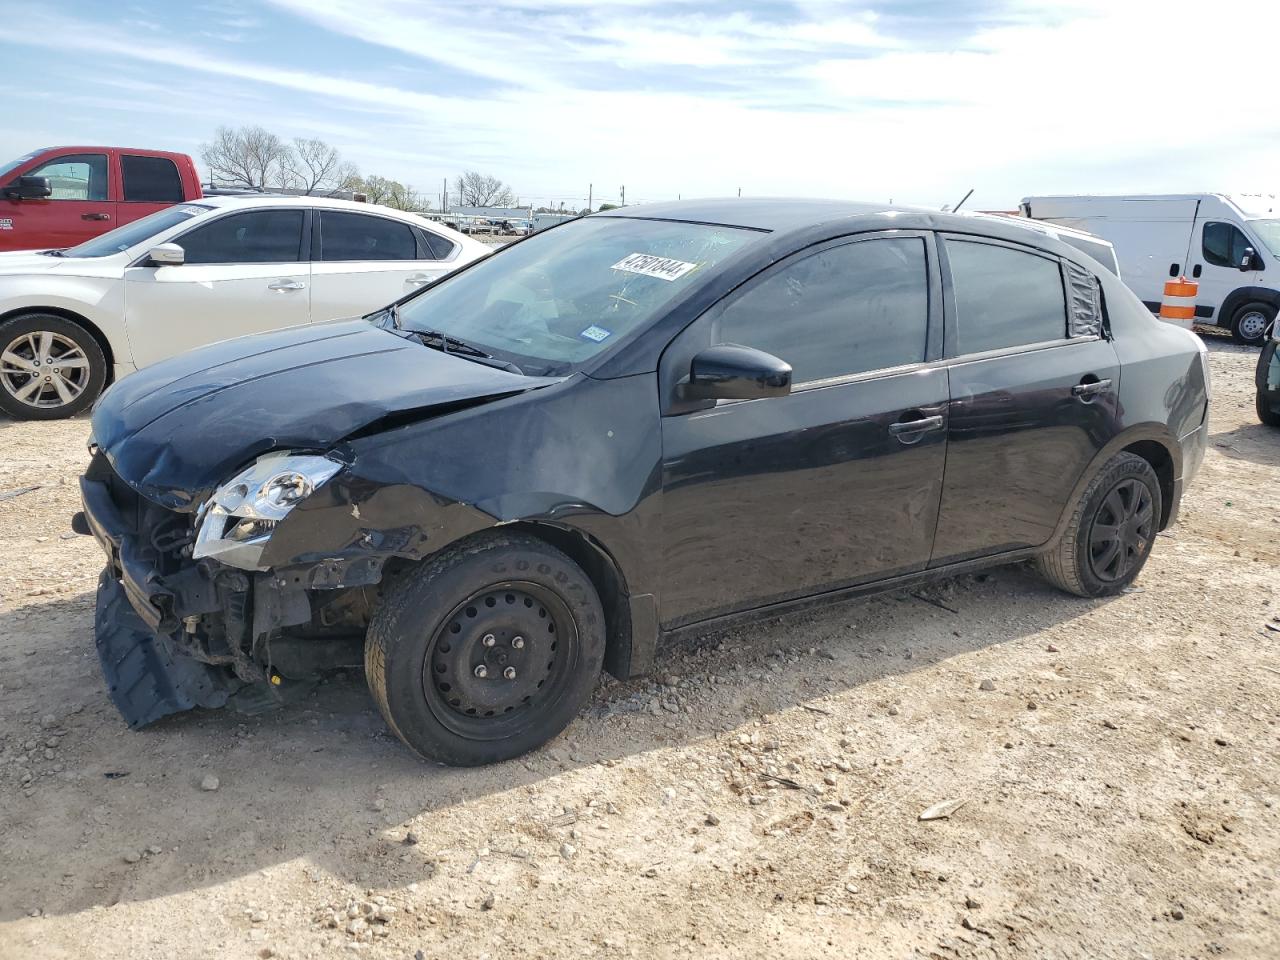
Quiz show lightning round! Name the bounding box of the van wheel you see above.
[0,313,106,420]
[1230,301,1274,346]
[365,534,605,766]
[1037,452,1162,598]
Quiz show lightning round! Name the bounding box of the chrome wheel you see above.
[1,331,92,409]
[1087,478,1155,582]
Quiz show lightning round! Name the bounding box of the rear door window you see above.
[122,155,183,203]
[27,153,108,201]
[945,240,1067,354]
[716,236,930,383]
[177,209,305,264]
[320,211,417,261]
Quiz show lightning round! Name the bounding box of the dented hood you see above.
[91,319,557,509]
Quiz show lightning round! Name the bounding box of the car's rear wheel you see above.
[1230,301,1275,346]
[0,313,107,420]
[1038,452,1162,598]
[365,533,605,766]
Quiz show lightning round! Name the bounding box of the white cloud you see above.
[4,0,1278,209]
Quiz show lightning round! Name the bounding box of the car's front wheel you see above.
[0,313,107,420]
[1038,452,1163,598]
[1230,301,1275,347]
[365,533,605,766]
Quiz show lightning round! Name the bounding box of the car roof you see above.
[596,197,919,232]
[196,195,467,235]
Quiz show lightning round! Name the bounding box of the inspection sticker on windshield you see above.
[611,252,698,282]
[579,324,613,342]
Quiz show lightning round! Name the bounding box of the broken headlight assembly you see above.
[193,452,342,570]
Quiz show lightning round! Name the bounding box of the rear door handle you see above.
[1071,378,1112,399]
[405,273,434,286]
[268,280,306,291]
[81,213,111,221]
[888,413,945,441]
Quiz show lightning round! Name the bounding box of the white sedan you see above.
[0,196,489,419]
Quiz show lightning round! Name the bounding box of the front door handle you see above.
[1071,378,1112,399]
[888,413,945,442]
[268,280,306,291]
[81,212,111,221]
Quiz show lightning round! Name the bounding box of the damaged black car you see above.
[77,199,1210,765]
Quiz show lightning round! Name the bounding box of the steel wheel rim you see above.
[421,580,577,741]
[1087,478,1154,582]
[1239,311,1268,341]
[1,331,91,408]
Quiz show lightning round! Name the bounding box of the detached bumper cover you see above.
[81,474,236,728]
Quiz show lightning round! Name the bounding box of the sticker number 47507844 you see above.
[611,252,697,282]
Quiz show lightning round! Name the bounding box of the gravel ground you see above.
[0,336,1277,960]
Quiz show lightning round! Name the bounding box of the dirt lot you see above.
[1,337,1277,960]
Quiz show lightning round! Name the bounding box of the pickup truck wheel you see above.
[0,313,106,420]
[1230,301,1274,346]
[1037,452,1162,598]
[365,534,605,766]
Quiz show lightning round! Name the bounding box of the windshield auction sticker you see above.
[611,253,698,282]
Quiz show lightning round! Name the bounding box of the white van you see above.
[1021,193,1280,345]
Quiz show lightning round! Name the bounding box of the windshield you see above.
[392,216,760,374]
[0,151,40,181]
[1248,219,1280,258]
[61,204,211,258]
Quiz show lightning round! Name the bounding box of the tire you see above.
[1037,452,1162,598]
[365,533,605,766]
[1229,301,1275,347]
[1258,389,1280,427]
[0,312,107,420]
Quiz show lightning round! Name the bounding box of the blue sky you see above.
[3,0,1276,210]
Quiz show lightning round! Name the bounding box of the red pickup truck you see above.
[0,146,202,252]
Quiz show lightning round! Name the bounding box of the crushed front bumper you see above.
[79,465,239,727]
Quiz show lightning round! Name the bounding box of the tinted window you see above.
[321,211,416,261]
[122,155,183,203]
[28,153,108,201]
[1202,221,1253,269]
[419,229,457,260]
[717,237,929,383]
[946,241,1066,354]
[177,209,304,264]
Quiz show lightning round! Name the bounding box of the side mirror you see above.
[1240,247,1257,272]
[147,243,185,266]
[679,343,792,402]
[3,175,52,200]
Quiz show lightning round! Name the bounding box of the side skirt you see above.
[661,548,1042,645]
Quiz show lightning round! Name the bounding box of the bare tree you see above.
[201,125,291,190]
[457,170,515,208]
[284,138,360,196]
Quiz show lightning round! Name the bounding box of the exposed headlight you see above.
[193,452,342,570]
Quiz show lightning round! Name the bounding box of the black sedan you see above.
[77,199,1211,765]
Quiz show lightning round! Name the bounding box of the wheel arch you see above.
[1219,286,1280,329]
[0,305,119,385]
[468,520,653,682]
[1050,426,1181,543]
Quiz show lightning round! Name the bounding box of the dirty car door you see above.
[659,233,947,628]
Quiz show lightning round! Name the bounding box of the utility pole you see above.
[442,177,447,213]
[588,183,592,214]
[620,185,626,207]
[737,187,741,197]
